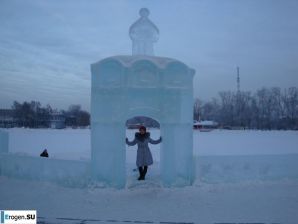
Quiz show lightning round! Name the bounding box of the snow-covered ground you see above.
[6,128,298,159]
[1,128,298,223]
[1,176,297,223]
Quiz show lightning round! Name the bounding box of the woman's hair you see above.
[139,125,146,132]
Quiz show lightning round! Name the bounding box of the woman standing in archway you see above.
[126,126,162,181]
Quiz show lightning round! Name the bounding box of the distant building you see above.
[50,112,65,129]
[0,109,15,128]
[193,120,219,131]
[0,108,66,129]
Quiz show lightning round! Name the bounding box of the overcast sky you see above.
[0,0,297,111]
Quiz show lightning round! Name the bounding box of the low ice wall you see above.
[0,154,90,188]
[1,153,298,188]
[196,154,298,183]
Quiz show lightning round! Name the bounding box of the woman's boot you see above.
[141,166,148,180]
[138,167,143,180]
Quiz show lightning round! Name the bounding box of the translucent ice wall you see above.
[91,56,195,188]
[0,154,90,187]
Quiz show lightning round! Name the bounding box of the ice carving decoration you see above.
[90,9,195,188]
[129,8,159,56]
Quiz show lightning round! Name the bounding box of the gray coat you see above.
[126,132,162,167]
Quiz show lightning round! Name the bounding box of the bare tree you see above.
[193,98,203,121]
[283,87,298,129]
[218,91,236,126]
[193,86,298,130]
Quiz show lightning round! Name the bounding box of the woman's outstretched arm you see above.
[149,136,162,145]
[126,137,137,146]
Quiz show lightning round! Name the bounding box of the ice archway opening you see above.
[125,115,161,180]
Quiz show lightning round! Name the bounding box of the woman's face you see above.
[139,129,146,134]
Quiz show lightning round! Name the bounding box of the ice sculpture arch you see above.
[91,55,195,188]
[91,9,195,188]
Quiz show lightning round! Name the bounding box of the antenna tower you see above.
[237,66,240,93]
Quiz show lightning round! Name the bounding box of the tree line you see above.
[11,101,90,128]
[194,87,298,130]
[7,86,298,130]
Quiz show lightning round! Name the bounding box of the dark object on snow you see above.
[40,149,49,158]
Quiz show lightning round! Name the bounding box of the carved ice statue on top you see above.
[129,8,159,56]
